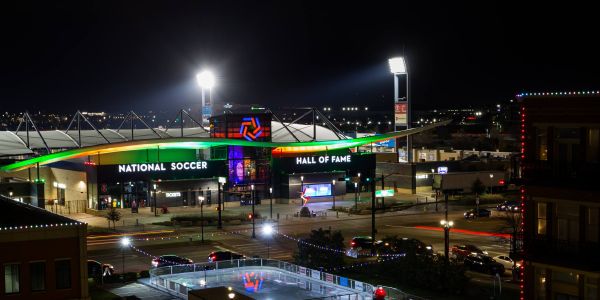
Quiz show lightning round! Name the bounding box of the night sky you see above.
[1,1,599,112]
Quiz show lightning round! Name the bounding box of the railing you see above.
[48,199,87,214]
[149,258,426,299]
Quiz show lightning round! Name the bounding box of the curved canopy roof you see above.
[0,121,347,157]
[0,120,450,172]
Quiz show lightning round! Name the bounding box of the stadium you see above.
[0,109,445,213]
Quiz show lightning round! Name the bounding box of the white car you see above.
[493,255,521,272]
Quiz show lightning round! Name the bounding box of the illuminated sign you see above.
[395,102,408,126]
[242,272,264,293]
[295,155,351,165]
[375,189,395,197]
[53,182,66,189]
[303,184,332,197]
[239,116,263,141]
[415,174,428,179]
[165,192,181,198]
[117,161,208,173]
[437,166,448,174]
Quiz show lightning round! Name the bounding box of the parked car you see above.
[493,255,522,271]
[464,208,491,219]
[451,244,488,259]
[496,201,520,212]
[151,255,193,268]
[87,260,114,277]
[378,237,433,257]
[347,236,382,258]
[464,254,505,275]
[208,251,244,262]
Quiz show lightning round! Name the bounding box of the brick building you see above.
[0,195,88,299]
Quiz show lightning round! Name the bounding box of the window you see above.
[3,263,19,294]
[55,260,71,289]
[586,277,599,300]
[537,202,547,235]
[557,203,580,242]
[30,262,45,291]
[535,267,546,300]
[587,128,599,163]
[537,127,548,161]
[588,208,599,243]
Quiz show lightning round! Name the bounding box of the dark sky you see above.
[1,1,599,112]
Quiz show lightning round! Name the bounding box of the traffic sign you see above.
[375,189,394,197]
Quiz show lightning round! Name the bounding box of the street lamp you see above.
[357,172,361,200]
[440,220,454,263]
[269,187,273,219]
[354,182,358,209]
[388,57,411,163]
[300,176,304,207]
[262,223,274,259]
[251,184,256,238]
[153,183,158,217]
[489,173,494,194]
[120,237,131,274]
[199,196,205,242]
[218,177,226,229]
[9,191,13,199]
[331,180,336,209]
[196,70,215,126]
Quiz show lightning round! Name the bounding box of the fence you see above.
[149,258,426,300]
[48,199,87,214]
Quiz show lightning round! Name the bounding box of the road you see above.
[89,202,512,275]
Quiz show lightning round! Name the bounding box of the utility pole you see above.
[381,174,385,209]
[444,192,449,264]
[217,180,223,229]
[200,197,204,242]
[251,185,256,238]
[371,177,376,256]
[269,187,273,219]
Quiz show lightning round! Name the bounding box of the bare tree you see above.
[498,211,522,280]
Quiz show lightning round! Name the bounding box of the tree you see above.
[106,208,121,230]
[294,228,344,269]
[498,211,523,280]
[471,178,486,195]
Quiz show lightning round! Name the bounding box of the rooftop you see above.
[0,195,79,227]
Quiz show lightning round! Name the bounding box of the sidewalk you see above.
[70,191,423,230]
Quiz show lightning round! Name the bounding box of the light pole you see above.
[431,169,439,212]
[440,219,454,264]
[120,237,131,274]
[357,172,361,198]
[269,187,273,219]
[489,173,494,194]
[262,223,274,259]
[331,179,336,209]
[251,184,256,238]
[218,177,226,229]
[354,182,358,209]
[196,70,215,127]
[153,184,157,217]
[199,196,205,242]
[388,57,410,163]
[300,175,304,206]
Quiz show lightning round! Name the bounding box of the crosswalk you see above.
[216,235,294,261]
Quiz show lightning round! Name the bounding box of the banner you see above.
[395,102,407,126]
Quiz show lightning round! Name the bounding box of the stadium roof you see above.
[0,121,349,157]
[0,119,450,172]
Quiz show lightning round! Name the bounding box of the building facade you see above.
[520,92,600,299]
[0,196,88,299]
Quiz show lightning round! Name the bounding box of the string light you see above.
[516,90,600,98]
[519,104,526,299]
[0,222,84,231]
